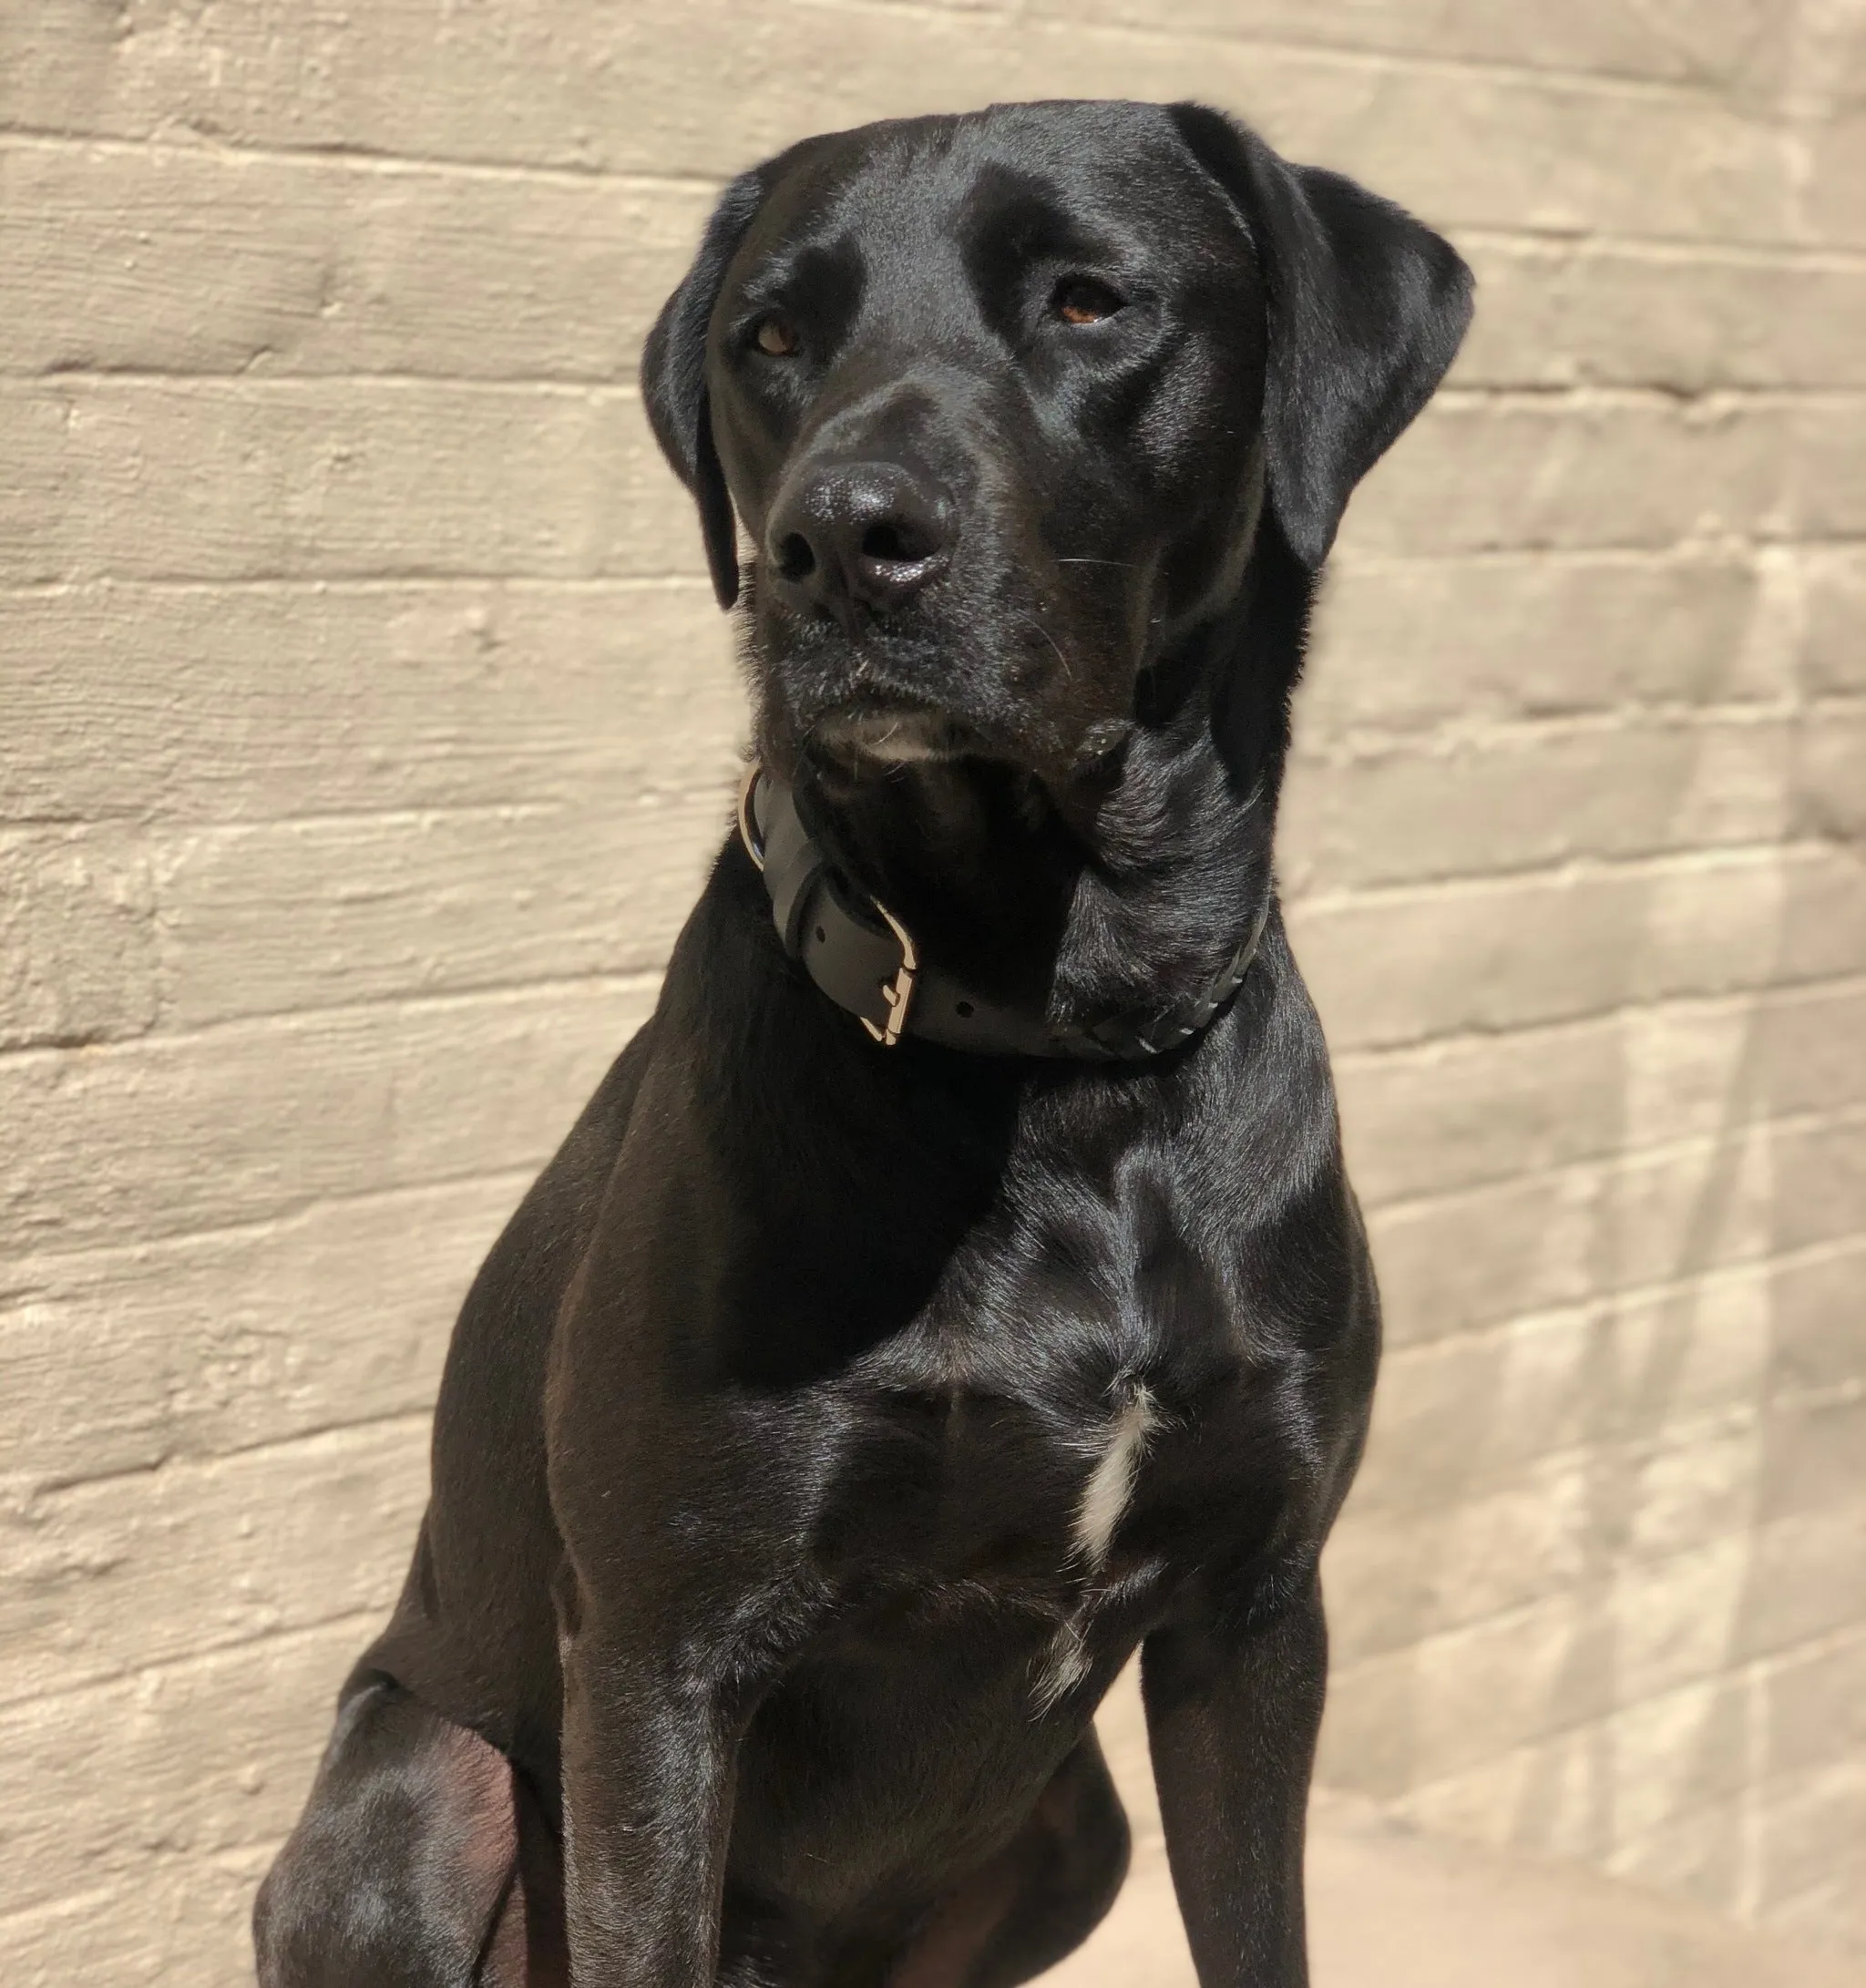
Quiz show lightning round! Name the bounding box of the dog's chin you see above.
[808,702,998,773]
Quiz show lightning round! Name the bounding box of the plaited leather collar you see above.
[738,763,1268,1061]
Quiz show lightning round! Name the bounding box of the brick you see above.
[0,827,159,1050]
[1805,548,1866,697]
[1808,109,1866,251]
[1798,709,1866,846]
[1768,1245,1866,1399]
[1320,1545,1765,1802]
[0,977,657,1255]
[1757,1397,1866,1525]
[1763,1628,1866,1785]
[0,1419,425,1709]
[0,1620,357,1917]
[1788,0,1866,109]
[1281,716,1814,894]
[1287,845,1866,1054]
[1791,395,1866,539]
[1456,238,1866,393]
[1336,981,1866,1206]
[1322,1251,1866,1665]
[1300,549,1781,737]
[0,580,736,825]
[1328,1422,1794,1675]
[1327,1460,1599,1667]
[7,1847,269,1988]
[1734,1500,1866,1663]
[1022,0,1794,92]
[0,378,695,584]
[1366,1636,1866,1891]
[0,3,1802,243]
[1343,1270,1777,1518]
[155,790,731,1027]
[1771,1113,1866,1258]
[1340,393,1800,558]
[1375,1667,1757,1865]
[1366,1116,1866,1347]
[0,139,712,380]
[0,1175,516,1489]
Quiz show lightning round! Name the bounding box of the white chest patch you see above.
[1071,1384,1160,1571]
[1029,1390,1163,1715]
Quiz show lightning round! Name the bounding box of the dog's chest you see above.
[811,1368,1168,1615]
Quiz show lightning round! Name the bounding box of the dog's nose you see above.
[764,462,952,620]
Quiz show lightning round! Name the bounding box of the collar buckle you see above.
[858,900,920,1048]
[738,761,1262,1061]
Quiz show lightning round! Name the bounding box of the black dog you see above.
[255,98,1471,1988]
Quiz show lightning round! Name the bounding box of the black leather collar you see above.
[739,764,1268,1061]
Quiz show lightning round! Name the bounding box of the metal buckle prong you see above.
[860,900,919,1048]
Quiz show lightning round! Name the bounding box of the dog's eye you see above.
[753,313,801,357]
[1052,278,1124,327]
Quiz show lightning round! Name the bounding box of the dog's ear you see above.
[641,169,766,610]
[1168,103,1473,569]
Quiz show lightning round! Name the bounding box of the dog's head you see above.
[644,100,1471,798]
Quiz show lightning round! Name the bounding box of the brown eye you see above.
[1054,278,1123,326]
[754,313,800,357]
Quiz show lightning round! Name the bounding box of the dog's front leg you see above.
[1140,1572,1328,1988]
[558,1614,748,1988]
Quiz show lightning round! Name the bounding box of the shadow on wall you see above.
[1304,538,1866,1952]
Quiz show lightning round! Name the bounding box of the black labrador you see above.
[255,97,1471,1988]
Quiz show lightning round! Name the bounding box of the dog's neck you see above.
[760,531,1316,1034]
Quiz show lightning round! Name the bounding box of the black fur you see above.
[257,99,1471,1988]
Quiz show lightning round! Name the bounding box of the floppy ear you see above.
[1168,104,1473,569]
[641,169,766,610]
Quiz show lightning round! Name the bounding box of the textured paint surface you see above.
[1,2,1862,1977]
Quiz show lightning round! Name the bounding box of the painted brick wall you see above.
[2,3,1861,1979]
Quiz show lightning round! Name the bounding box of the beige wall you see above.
[3,3,1862,1979]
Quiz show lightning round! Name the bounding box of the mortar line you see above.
[1287,838,1866,915]
[12,371,1866,409]
[1,370,643,395]
[1453,224,1866,272]
[1317,966,1866,1065]
[15,1407,436,1503]
[0,1607,383,1723]
[1332,1502,1866,1682]
[1332,968,1866,1071]
[137,955,686,1043]
[1341,1621,1866,1823]
[0,126,725,193]
[0,1166,539,1284]
[0,967,666,1070]
[1367,1099,1866,1218]
[795,0,1779,108]
[1379,1230,1866,1349]
[6,541,1864,597]
[0,789,730,832]
[116,792,729,835]
[0,573,711,598]
[9,126,1865,270]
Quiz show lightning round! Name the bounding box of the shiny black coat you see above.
[255,97,1471,1988]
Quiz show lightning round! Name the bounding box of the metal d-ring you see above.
[736,760,766,871]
